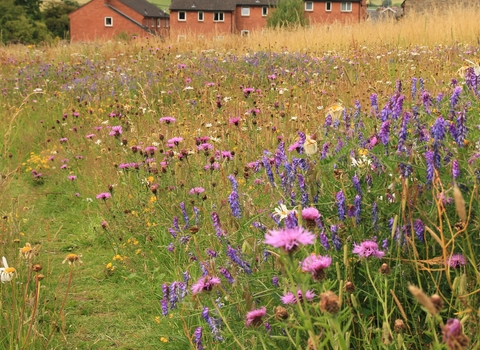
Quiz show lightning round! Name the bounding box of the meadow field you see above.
[1,4,480,349]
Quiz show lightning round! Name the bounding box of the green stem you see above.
[365,262,392,338]
[210,296,245,350]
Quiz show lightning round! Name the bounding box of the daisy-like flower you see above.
[62,253,83,265]
[301,254,332,280]
[352,239,385,259]
[325,102,345,121]
[273,203,296,221]
[245,306,267,327]
[448,254,466,268]
[191,275,221,295]
[304,135,318,155]
[19,243,36,260]
[265,227,315,253]
[0,257,16,283]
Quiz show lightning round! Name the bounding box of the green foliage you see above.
[382,0,393,7]
[0,0,50,44]
[14,0,43,20]
[267,0,308,28]
[42,0,79,39]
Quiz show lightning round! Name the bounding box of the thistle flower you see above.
[0,257,16,283]
[245,307,266,327]
[301,254,332,280]
[264,227,315,253]
[352,239,385,259]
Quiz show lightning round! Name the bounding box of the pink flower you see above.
[167,137,183,145]
[159,117,176,124]
[245,307,266,327]
[301,207,320,221]
[264,227,315,253]
[281,289,316,305]
[86,134,95,139]
[352,239,385,259]
[189,187,205,195]
[448,254,466,268]
[301,254,332,280]
[280,292,296,305]
[96,192,111,200]
[229,117,241,125]
[191,276,221,295]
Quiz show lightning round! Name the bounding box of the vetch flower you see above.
[245,307,266,327]
[264,227,315,253]
[352,239,385,259]
[0,257,16,283]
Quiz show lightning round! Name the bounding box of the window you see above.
[262,6,268,16]
[165,19,169,27]
[241,7,250,16]
[325,2,332,12]
[198,11,204,21]
[151,18,155,27]
[213,12,224,22]
[341,2,352,12]
[241,30,250,37]
[305,1,313,11]
[178,11,186,21]
[104,17,113,26]
[157,19,161,27]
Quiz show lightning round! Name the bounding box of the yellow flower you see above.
[62,253,83,265]
[19,242,37,260]
[160,337,168,343]
[113,254,124,261]
[0,257,16,283]
[154,316,161,324]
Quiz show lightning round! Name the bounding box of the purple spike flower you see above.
[335,190,346,221]
[161,297,169,316]
[219,267,235,284]
[372,201,378,231]
[370,93,379,114]
[354,195,362,224]
[414,219,425,242]
[180,202,190,229]
[202,307,223,341]
[352,174,362,196]
[319,231,330,250]
[450,86,462,109]
[194,327,203,350]
[226,245,252,274]
[263,155,276,186]
[379,120,390,147]
[425,150,435,184]
[411,77,418,100]
[431,117,446,142]
[456,107,468,147]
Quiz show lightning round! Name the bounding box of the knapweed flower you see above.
[264,227,315,253]
[280,292,297,305]
[442,318,470,350]
[0,257,16,283]
[189,187,205,195]
[302,207,320,230]
[167,137,183,145]
[96,192,111,200]
[191,275,221,295]
[352,239,385,259]
[108,126,122,137]
[159,117,176,124]
[448,254,466,268]
[281,289,315,305]
[319,291,340,314]
[301,254,332,280]
[68,175,77,181]
[245,307,266,327]
[62,253,83,265]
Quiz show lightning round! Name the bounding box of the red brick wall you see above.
[305,2,366,24]
[235,6,269,33]
[170,10,234,39]
[69,0,149,42]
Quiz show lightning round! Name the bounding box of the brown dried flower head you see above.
[394,319,406,333]
[62,253,83,266]
[275,306,289,320]
[380,263,391,275]
[345,281,356,293]
[319,291,340,314]
[430,294,444,312]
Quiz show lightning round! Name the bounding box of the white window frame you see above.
[104,17,113,27]
[157,18,161,27]
[198,11,204,21]
[213,12,224,22]
[178,11,186,21]
[151,18,155,27]
[325,2,332,12]
[262,6,268,16]
[165,18,169,27]
[241,7,250,16]
[341,2,352,12]
[241,30,250,37]
[305,1,314,11]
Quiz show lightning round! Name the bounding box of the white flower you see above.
[304,135,318,156]
[351,155,372,168]
[325,102,344,121]
[273,204,296,221]
[0,257,16,283]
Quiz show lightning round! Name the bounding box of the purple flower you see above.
[301,254,332,280]
[352,239,385,259]
[452,159,460,180]
[414,219,425,242]
[280,292,297,305]
[193,327,203,350]
[108,126,122,137]
[59,137,68,143]
[448,254,466,268]
[379,120,390,146]
[335,190,346,221]
[159,116,176,124]
[226,245,251,274]
[191,276,221,295]
[228,175,241,218]
[161,297,169,316]
[96,192,111,200]
[189,187,205,195]
[229,117,241,125]
[245,307,266,327]
[264,227,315,253]
[167,137,183,145]
[219,267,235,284]
[272,276,279,287]
[68,175,77,181]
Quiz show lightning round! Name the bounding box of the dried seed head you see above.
[453,185,467,223]
[36,274,45,281]
[32,264,43,272]
[319,291,340,314]
[430,294,444,312]
[380,263,391,275]
[394,319,406,333]
[275,306,289,320]
[62,253,83,266]
[345,281,356,293]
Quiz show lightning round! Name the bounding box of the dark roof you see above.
[118,0,169,17]
[235,0,280,5]
[170,0,237,11]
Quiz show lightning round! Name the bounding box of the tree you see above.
[42,0,79,39]
[382,0,392,7]
[14,0,43,21]
[0,0,50,44]
[266,0,308,29]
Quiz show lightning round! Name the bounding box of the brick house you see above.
[169,0,368,39]
[69,0,170,42]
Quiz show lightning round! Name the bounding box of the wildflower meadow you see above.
[1,5,480,349]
